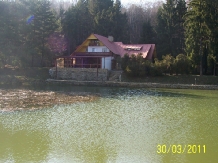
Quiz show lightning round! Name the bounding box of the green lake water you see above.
[0,86,218,163]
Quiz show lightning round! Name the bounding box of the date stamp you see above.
[157,145,206,154]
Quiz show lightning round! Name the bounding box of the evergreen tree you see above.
[112,0,129,43]
[184,0,208,75]
[33,0,58,66]
[88,0,113,16]
[204,0,218,75]
[62,0,93,55]
[0,1,26,67]
[62,0,129,53]
[140,20,155,44]
[174,0,187,54]
[94,0,129,42]
[156,0,186,58]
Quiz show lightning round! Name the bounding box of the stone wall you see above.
[49,68,108,81]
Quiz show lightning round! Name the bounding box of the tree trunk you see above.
[200,59,203,76]
[41,37,45,67]
[199,38,203,76]
[41,46,44,67]
[31,54,34,67]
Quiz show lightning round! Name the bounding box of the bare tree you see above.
[124,1,163,43]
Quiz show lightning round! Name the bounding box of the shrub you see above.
[175,54,191,74]
[121,54,130,71]
[120,53,192,77]
[162,54,176,75]
[154,58,165,74]
[121,53,163,77]
[121,53,146,77]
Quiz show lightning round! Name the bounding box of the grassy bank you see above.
[121,73,218,85]
[0,67,50,86]
[0,67,218,86]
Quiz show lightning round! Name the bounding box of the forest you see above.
[0,0,218,76]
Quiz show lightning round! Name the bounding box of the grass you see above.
[121,73,218,85]
[0,67,218,86]
[0,67,50,86]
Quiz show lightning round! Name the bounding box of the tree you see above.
[204,0,218,75]
[88,0,113,16]
[156,0,186,58]
[184,0,209,75]
[20,0,59,66]
[0,1,26,67]
[175,54,191,74]
[32,0,58,66]
[124,54,147,77]
[140,20,155,44]
[126,4,145,43]
[93,0,129,42]
[162,54,175,75]
[125,1,161,43]
[62,0,93,55]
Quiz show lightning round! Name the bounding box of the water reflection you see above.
[0,87,218,163]
[0,123,49,163]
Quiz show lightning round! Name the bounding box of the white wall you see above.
[101,57,113,70]
[87,46,109,52]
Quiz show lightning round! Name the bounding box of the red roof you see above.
[94,34,155,59]
[73,34,155,59]
[94,34,120,54]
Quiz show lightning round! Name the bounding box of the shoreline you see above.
[46,79,218,90]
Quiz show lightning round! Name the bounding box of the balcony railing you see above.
[73,52,112,57]
[89,43,99,46]
[64,63,101,68]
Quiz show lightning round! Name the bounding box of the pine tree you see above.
[94,0,129,42]
[33,0,58,66]
[140,20,155,44]
[156,0,186,58]
[204,0,218,75]
[184,0,208,75]
[0,1,25,67]
[62,0,93,55]
[88,0,113,16]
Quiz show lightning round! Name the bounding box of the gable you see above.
[74,34,106,53]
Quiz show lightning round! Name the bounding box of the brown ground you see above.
[0,89,99,112]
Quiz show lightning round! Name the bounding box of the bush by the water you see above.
[121,54,191,77]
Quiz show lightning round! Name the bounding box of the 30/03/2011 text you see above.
[157,145,206,154]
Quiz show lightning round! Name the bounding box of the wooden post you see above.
[55,59,57,79]
[97,58,98,79]
[104,57,105,69]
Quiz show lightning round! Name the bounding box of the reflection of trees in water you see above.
[101,88,205,99]
[79,143,117,163]
[0,124,49,162]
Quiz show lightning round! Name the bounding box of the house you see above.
[50,34,155,80]
[56,34,156,70]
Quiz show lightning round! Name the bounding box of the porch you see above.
[55,52,117,70]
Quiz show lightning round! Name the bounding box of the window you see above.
[92,48,95,52]
[102,48,108,52]
[89,40,99,46]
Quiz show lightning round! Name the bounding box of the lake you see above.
[0,85,218,163]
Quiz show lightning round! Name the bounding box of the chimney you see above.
[108,36,114,42]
